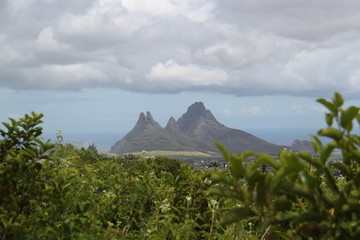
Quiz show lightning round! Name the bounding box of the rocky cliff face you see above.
[110,102,285,155]
[110,111,174,154]
[176,102,284,154]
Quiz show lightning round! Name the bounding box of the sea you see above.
[43,128,320,152]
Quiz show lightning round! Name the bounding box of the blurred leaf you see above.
[292,212,324,225]
[3,122,11,131]
[333,92,344,108]
[211,173,235,186]
[282,182,314,202]
[255,175,267,206]
[318,127,342,141]
[257,153,279,170]
[274,195,292,211]
[229,155,246,180]
[299,171,317,189]
[331,162,351,178]
[275,231,294,240]
[320,142,336,164]
[325,113,334,126]
[340,106,359,131]
[323,168,339,193]
[311,135,323,155]
[298,152,322,169]
[214,142,229,161]
[208,186,244,201]
[221,207,256,225]
[275,212,299,223]
[317,98,336,113]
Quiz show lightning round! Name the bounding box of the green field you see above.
[127,150,218,157]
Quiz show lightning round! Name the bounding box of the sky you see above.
[2,0,360,149]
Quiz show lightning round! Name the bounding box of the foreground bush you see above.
[0,113,227,239]
[210,92,360,239]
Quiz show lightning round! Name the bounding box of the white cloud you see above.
[288,104,326,115]
[1,0,360,98]
[222,108,232,117]
[35,27,70,51]
[121,0,214,22]
[147,60,228,87]
[240,106,264,116]
[6,0,34,14]
[350,69,360,92]
[21,64,108,90]
[58,0,147,47]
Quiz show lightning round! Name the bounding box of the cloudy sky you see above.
[2,0,360,148]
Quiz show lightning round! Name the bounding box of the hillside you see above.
[110,102,286,155]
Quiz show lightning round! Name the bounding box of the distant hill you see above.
[291,139,314,153]
[110,102,286,155]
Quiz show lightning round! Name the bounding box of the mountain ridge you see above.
[110,102,286,155]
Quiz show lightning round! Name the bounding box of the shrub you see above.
[210,92,360,239]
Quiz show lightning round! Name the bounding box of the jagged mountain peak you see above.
[134,112,146,126]
[135,111,158,124]
[177,102,218,133]
[131,111,162,133]
[186,102,207,115]
[165,116,180,132]
[166,116,177,125]
[139,112,146,120]
[110,102,286,155]
[146,111,157,124]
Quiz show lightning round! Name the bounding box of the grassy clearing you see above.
[98,151,119,157]
[128,150,217,157]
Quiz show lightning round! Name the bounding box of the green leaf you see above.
[257,153,280,170]
[299,171,317,188]
[333,92,344,108]
[211,173,235,186]
[353,173,360,189]
[221,207,256,225]
[214,142,229,161]
[340,106,359,131]
[292,212,324,225]
[357,115,360,127]
[325,113,334,126]
[281,182,314,202]
[317,98,336,113]
[9,118,17,127]
[255,175,267,206]
[208,186,244,201]
[320,142,336,164]
[2,122,12,131]
[323,168,339,193]
[353,150,360,165]
[275,231,294,240]
[311,135,323,155]
[229,151,253,179]
[274,195,292,211]
[275,211,299,223]
[318,127,342,141]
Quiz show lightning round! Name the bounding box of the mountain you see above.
[177,102,284,154]
[110,102,285,155]
[112,112,173,153]
[291,139,314,153]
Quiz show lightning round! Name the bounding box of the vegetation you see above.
[211,92,360,239]
[0,92,359,239]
